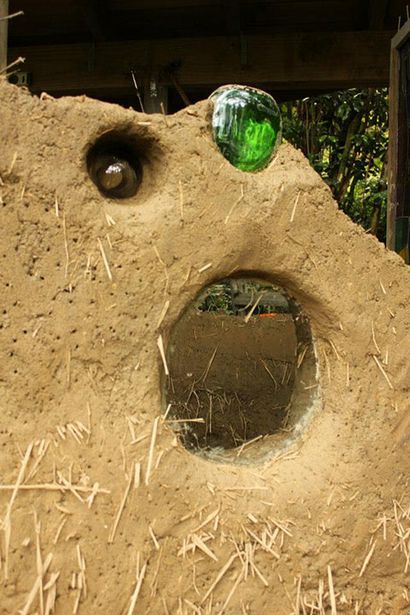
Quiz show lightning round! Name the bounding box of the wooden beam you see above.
[390,17,410,49]
[388,19,410,257]
[0,0,9,72]
[387,39,399,250]
[8,31,393,95]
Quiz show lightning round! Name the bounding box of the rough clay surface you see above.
[0,81,410,614]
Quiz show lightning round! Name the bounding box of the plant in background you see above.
[281,88,388,242]
[197,283,234,313]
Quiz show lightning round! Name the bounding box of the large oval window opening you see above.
[165,278,320,463]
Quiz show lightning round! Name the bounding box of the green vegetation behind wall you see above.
[281,89,388,243]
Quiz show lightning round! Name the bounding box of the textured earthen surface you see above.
[0,81,410,613]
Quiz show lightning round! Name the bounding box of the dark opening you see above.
[86,131,143,199]
[165,277,318,461]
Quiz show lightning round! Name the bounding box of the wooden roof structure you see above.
[4,0,410,111]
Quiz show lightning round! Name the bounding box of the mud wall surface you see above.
[0,81,410,613]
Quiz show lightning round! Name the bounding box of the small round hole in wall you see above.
[165,277,320,463]
[87,132,143,199]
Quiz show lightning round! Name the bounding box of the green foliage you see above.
[197,283,234,313]
[281,88,388,242]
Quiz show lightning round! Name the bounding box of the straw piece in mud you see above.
[105,212,116,226]
[157,335,169,376]
[127,562,147,615]
[56,472,85,503]
[77,543,87,598]
[76,420,90,436]
[297,345,308,369]
[108,469,134,543]
[155,450,164,470]
[272,449,299,463]
[43,571,60,593]
[97,237,113,281]
[323,348,331,382]
[33,511,44,615]
[166,418,205,423]
[153,245,169,293]
[198,262,212,273]
[180,503,208,523]
[0,482,110,493]
[225,486,268,492]
[295,575,302,612]
[62,214,70,278]
[217,569,243,615]
[251,560,269,587]
[0,55,25,75]
[163,403,172,421]
[259,358,278,389]
[7,152,18,176]
[372,355,394,389]
[244,294,263,323]
[54,194,59,217]
[26,439,50,481]
[67,422,82,444]
[149,526,160,550]
[290,191,301,223]
[201,345,218,382]
[328,338,341,360]
[73,587,82,614]
[0,10,24,21]
[134,462,141,489]
[54,503,71,516]
[130,434,149,446]
[157,299,170,328]
[53,516,67,545]
[192,534,218,561]
[243,526,280,559]
[126,416,136,442]
[327,565,337,615]
[86,481,100,508]
[201,553,239,604]
[359,540,377,577]
[20,553,53,615]
[44,574,59,615]
[161,597,170,615]
[184,598,201,613]
[145,417,160,486]
[150,545,164,597]
[190,507,220,534]
[160,102,169,126]
[371,321,381,354]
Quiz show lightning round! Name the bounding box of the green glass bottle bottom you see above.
[210,85,282,172]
